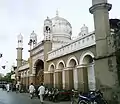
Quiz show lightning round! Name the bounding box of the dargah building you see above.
[15,0,120,99]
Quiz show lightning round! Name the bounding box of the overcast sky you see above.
[0,0,119,75]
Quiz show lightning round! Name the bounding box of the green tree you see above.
[0,71,15,82]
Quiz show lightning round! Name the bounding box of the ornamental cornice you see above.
[89,3,112,14]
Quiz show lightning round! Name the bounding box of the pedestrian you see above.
[29,83,35,99]
[16,83,19,93]
[6,83,10,92]
[38,83,45,104]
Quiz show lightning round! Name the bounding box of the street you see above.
[0,89,70,104]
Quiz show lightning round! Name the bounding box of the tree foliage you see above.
[0,71,14,82]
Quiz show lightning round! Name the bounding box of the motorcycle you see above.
[52,89,59,102]
[43,88,49,100]
[48,88,55,101]
[79,90,108,104]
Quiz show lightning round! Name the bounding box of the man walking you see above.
[38,83,45,104]
[16,83,19,93]
[6,83,10,92]
[29,83,35,99]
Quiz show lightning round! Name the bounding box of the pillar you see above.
[73,68,78,90]
[87,63,96,91]
[54,70,62,89]
[44,71,54,88]
[77,65,88,92]
[64,68,74,90]
[89,0,112,57]
[43,40,52,85]
[16,33,23,83]
[62,70,65,89]
[89,0,118,101]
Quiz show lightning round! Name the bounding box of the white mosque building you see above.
[15,0,119,101]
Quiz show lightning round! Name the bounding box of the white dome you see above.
[30,31,37,40]
[44,17,52,25]
[51,15,72,39]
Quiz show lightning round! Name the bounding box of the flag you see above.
[2,65,5,69]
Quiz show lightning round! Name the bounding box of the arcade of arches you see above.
[47,52,96,92]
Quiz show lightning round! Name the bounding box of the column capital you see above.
[54,69,62,73]
[76,64,87,69]
[64,67,73,71]
[29,73,35,77]
[32,68,36,75]
[16,48,23,50]
[16,59,23,61]
[44,71,53,74]
[89,3,112,14]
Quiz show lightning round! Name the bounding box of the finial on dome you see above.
[17,33,23,39]
[19,33,22,36]
[47,16,49,19]
[56,9,59,16]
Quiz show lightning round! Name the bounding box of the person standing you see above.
[16,83,19,93]
[6,83,10,92]
[29,83,35,99]
[38,83,45,104]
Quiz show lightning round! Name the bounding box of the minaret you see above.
[89,0,118,98]
[44,16,52,41]
[30,31,37,47]
[16,33,23,78]
[43,17,52,86]
[89,0,112,56]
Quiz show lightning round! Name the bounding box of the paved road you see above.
[0,89,71,104]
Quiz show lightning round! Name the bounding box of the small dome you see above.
[78,24,88,37]
[30,31,37,41]
[44,16,52,25]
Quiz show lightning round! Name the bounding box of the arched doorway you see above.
[56,61,64,89]
[82,54,96,91]
[34,59,44,86]
[49,64,55,88]
[67,57,78,90]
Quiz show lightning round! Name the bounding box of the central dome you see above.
[51,13,72,40]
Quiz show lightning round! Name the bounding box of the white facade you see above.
[47,32,95,60]
[18,13,95,73]
[43,13,72,50]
